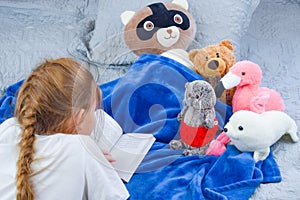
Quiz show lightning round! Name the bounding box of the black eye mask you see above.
[136,2,190,41]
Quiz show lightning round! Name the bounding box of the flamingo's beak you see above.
[215,72,241,98]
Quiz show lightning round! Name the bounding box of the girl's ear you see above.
[74,109,85,127]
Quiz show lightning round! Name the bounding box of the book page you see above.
[91,110,156,182]
[110,133,156,182]
[91,110,123,152]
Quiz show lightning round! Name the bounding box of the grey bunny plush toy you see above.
[170,80,218,155]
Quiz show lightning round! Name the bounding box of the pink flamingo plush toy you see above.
[215,60,285,113]
[206,60,285,156]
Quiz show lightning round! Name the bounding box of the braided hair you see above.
[14,58,101,200]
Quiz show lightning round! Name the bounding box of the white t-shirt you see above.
[0,118,129,200]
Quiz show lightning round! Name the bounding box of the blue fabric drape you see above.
[99,54,281,200]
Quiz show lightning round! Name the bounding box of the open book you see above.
[92,110,156,182]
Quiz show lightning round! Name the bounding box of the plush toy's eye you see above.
[238,126,244,131]
[216,53,220,58]
[143,21,154,31]
[187,93,192,97]
[173,14,183,24]
[195,94,200,99]
[241,72,246,76]
[205,56,209,61]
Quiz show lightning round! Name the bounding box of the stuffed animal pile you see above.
[120,1,299,161]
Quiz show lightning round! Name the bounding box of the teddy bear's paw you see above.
[169,140,184,150]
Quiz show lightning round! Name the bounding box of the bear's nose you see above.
[223,128,228,132]
[167,29,173,34]
[208,60,219,70]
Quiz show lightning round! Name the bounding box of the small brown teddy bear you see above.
[189,40,236,105]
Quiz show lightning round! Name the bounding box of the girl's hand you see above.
[102,150,116,163]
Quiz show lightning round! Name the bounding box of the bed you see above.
[0,0,299,199]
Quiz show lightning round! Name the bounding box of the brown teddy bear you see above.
[188,40,236,105]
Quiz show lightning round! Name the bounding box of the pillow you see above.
[188,0,261,60]
[87,0,260,65]
[87,1,156,66]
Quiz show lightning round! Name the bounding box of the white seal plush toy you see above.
[224,110,299,162]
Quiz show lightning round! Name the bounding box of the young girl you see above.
[0,58,129,200]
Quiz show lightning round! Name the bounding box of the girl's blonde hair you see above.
[14,58,101,200]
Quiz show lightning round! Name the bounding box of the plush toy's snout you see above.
[208,60,219,70]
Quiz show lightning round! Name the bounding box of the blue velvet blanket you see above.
[0,54,281,199]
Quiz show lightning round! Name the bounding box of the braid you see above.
[15,83,37,200]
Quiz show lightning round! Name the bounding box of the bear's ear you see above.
[172,0,188,10]
[220,40,234,51]
[188,49,198,62]
[121,11,136,25]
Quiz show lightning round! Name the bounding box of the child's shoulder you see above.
[0,117,21,143]
[35,133,108,164]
